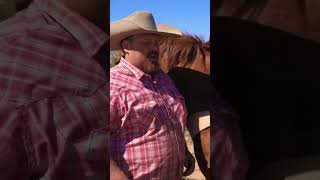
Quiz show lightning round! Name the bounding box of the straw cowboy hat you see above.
[110,11,180,50]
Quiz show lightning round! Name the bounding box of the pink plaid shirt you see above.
[0,0,108,179]
[110,58,187,179]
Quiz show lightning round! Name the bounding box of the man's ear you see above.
[121,40,130,56]
[121,40,131,50]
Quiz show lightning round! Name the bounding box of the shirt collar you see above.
[33,0,108,57]
[120,58,147,80]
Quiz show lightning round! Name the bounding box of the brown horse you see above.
[159,34,211,178]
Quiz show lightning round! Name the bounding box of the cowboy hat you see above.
[110,11,180,50]
[157,24,183,36]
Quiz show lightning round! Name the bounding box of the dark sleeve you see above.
[167,68,213,115]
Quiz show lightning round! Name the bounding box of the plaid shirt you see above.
[0,0,108,179]
[110,58,187,180]
[211,88,249,180]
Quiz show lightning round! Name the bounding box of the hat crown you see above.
[157,24,182,35]
[124,11,157,31]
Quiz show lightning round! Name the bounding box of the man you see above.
[110,11,189,179]
[0,0,108,179]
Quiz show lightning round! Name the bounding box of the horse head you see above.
[159,34,210,75]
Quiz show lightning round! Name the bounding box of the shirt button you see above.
[153,81,159,87]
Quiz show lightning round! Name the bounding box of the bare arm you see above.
[110,159,128,180]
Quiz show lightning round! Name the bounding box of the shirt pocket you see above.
[131,101,158,130]
[169,94,186,116]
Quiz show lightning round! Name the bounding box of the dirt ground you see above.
[183,130,206,180]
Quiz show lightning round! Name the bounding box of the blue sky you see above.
[110,0,210,41]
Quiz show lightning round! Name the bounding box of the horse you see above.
[159,33,252,180]
[159,34,211,178]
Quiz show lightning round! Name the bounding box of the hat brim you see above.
[110,20,181,50]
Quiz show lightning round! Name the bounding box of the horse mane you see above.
[160,34,210,71]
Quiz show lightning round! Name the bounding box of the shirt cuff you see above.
[187,111,210,138]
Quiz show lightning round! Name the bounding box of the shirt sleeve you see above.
[109,94,126,134]
[0,87,108,179]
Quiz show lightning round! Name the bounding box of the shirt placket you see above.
[150,79,183,174]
